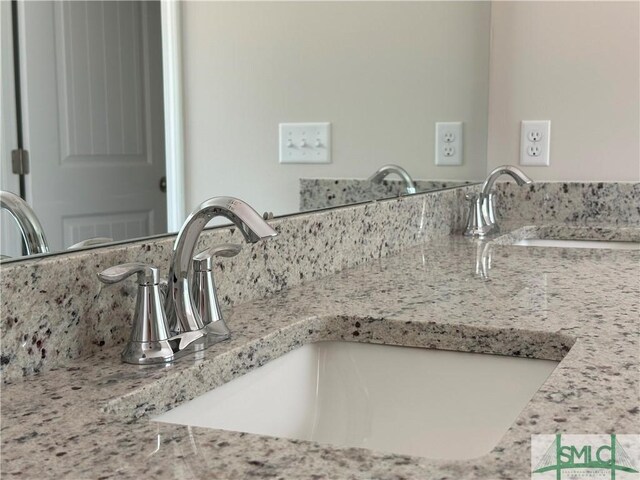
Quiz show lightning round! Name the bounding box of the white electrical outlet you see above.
[279,123,331,164]
[520,121,550,166]
[435,122,463,166]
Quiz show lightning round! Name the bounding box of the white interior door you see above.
[18,0,166,251]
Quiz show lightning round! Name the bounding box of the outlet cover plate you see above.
[520,120,550,166]
[435,122,463,166]
[279,123,331,164]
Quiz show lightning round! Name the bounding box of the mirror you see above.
[1,1,490,262]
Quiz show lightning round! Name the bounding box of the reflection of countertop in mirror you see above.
[300,178,475,211]
[1,230,639,479]
[1,182,639,479]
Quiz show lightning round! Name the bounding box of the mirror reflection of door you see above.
[3,0,166,253]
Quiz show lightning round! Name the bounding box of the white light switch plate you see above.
[435,122,463,166]
[520,120,550,166]
[279,123,331,164]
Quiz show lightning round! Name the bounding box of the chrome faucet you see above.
[367,164,417,195]
[0,190,49,255]
[97,196,277,364]
[464,165,533,237]
[165,197,278,345]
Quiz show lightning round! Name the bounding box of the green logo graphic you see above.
[532,434,639,479]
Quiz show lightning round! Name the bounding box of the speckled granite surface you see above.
[495,182,640,226]
[300,178,474,211]
[1,232,638,479]
[1,182,639,479]
[0,187,472,381]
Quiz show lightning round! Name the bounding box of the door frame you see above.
[1,1,21,197]
[160,0,186,231]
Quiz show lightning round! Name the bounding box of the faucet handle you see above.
[98,262,160,285]
[97,262,174,365]
[192,243,242,271]
[464,193,494,238]
[190,244,241,340]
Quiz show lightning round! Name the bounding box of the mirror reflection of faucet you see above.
[472,237,549,312]
[367,165,417,195]
[0,190,49,256]
[97,196,278,365]
[1,190,136,257]
[464,165,533,237]
[474,239,493,280]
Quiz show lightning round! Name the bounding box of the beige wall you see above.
[181,2,491,215]
[487,1,640,181]
[181,1,639,216]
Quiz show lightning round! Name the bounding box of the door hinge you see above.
[11,149,30,175]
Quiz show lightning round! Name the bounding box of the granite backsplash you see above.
[495,181,640,225]
[299,178,473,211]
[1,181,637,382]
[0,186,472,382]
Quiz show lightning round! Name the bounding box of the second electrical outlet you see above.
[435,122,463,166]
[520,120,550,166]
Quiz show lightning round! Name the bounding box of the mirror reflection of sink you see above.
[153,341,558,460]
[511,239,640,250]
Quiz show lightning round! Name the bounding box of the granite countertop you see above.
[1,227,638,479]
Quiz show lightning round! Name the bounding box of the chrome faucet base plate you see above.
[121,340,175,365]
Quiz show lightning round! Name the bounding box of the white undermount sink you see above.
[153,341,558,459]
[512,239,640,250]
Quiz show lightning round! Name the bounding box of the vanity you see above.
[1,182,638,479]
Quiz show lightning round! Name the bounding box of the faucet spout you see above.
[367,164,416,194]
[0,190,49,255]
[165,197,277,336]
[481,165,532,196]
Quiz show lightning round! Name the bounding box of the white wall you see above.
[181,2,491,215]
[487,1,640,181]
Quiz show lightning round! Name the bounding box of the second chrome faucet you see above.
[98,196,277,365]
[465,165,533,237]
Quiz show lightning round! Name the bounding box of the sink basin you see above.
[512,239,640,250]
[153,341,558,459]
